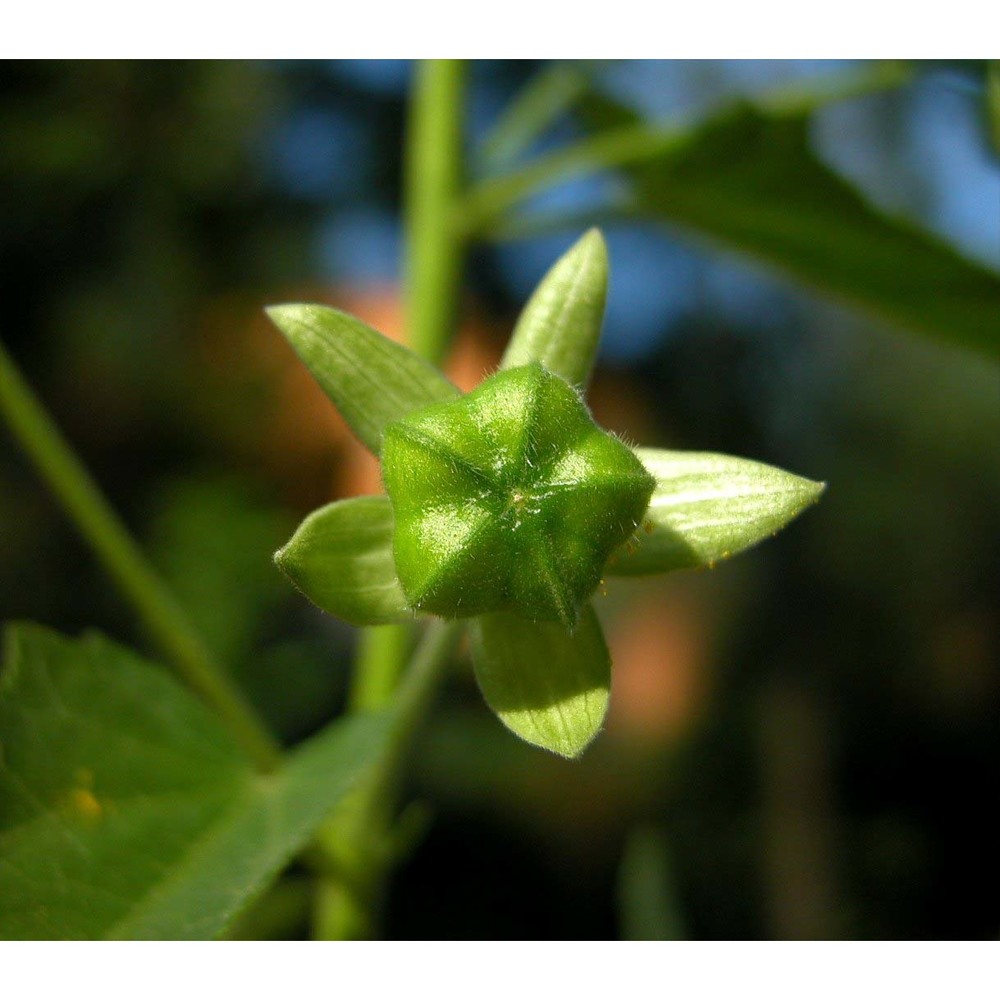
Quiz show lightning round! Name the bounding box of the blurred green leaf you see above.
[0,624,388,939]
[987,61,1000,157]
[607,449,824,576]
[150,476,294,665]
[275,495,412,626]
[471,604,610,758]
[580,97,1000,360]
[501,228,610,388]
[266,304,460,455]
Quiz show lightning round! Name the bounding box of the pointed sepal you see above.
[275,496,412,626]
[470,604,611,758]
[501,228,609,388]
[606,449,825,576]
[266,304,460,455]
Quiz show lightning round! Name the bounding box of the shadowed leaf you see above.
[0,624,389,939]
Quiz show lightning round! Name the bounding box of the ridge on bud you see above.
[381,363,655,626]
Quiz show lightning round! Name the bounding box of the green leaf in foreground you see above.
[581,96,1000,360]
[501,227,609,387]
[0,624,388,939]
[607,449,824,576]
[470,604,611,758]
[275,495,411,626]
[266,303,460,455]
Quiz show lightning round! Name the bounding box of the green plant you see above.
[267,230,822,759]
[1,59,995,942]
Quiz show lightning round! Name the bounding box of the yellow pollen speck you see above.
[69,788,103,822]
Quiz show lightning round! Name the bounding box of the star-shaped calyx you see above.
[381,362,655,626]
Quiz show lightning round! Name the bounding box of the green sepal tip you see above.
[471,604,611,759]
[274,496,412,627]
[501,228,609,389]
[266,303,460,455]
[607,448,825,576]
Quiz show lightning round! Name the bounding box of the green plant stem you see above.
[343,61,468,723]
[404,58,467,364]
[457,60,913,238]
[987,61,1000,157]
[347,623,410,714]
[476,62,591,173]
[344,58,467,712]
[0,338,282,772]
[457,121,684,237]
[311,60,470,940]
[368,619,464,817]
[313,619,464,940]
[483,199,638,242]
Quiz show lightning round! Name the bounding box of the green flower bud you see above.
[381,362,655,626]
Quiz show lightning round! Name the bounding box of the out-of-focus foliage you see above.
[586,97,1000,359]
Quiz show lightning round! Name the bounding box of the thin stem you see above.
[368,618,464,820]
[310,60,470,940]
[347,623,410,714]
[482,198,638,243]
[345,61,468,717]
[312,619,464,940]
[0,338,282,772]
[404,58,467,364]
[457,60,913,238]
[457,121,683,237]
[987,61,1000,157]
[476,62,590,174]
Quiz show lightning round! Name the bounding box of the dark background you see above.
[1,60,997,939]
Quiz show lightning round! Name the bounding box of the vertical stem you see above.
[347,623,411,714]
[405,58,467,364]
[348,60,468,719]
[0,338,282,772]
[757,677,841,939]
[313,620,464,941]
[313,60,469,940]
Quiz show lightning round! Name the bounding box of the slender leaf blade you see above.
[0,624,389,940]
[580,96,1000,360]
[266,303,460,455]
[470,604,610,758]
[501,228,609,387]
[275,495,412,626]
[607,448,824,576]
